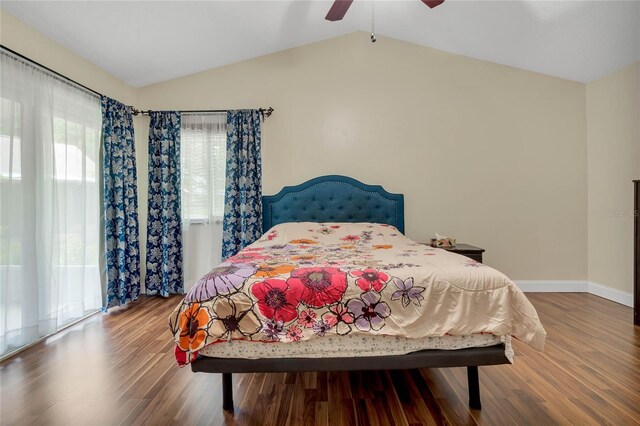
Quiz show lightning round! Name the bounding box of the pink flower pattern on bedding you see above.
[169,222,546,366]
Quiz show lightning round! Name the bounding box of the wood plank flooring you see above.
[1,293,639,425]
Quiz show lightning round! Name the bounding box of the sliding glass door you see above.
[0,50,102,357]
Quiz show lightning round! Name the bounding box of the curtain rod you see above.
[131,107,274,118]
[1,44,103,98]
[1,45,274,120]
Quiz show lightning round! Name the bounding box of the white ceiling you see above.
[2,0,639,87]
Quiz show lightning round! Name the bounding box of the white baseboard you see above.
[514,280,588,292]
[514,280,634,308]
[587,281,634,307]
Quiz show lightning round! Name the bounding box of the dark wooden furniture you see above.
[425,243,485,263]
[191,175,511,412]
[634,180,639,326]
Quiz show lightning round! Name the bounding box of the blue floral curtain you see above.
[222,110,263,259]
[145,111,183,296]
[101,96,141,309]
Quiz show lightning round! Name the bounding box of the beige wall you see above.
[0,10,137,105]
[1,11,592,284]
[138,32,588,281]
[6,10,640,295]
[587,62,640,294]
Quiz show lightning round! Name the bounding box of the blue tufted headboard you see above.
[262,175,405,234]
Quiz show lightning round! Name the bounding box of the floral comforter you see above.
[169,222,546,365]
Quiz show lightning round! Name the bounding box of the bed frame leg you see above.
[467,366,481,410]
[222,373,234,412]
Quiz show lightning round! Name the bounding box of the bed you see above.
[169,175,546,412]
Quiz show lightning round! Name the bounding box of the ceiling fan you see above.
[325,0,445,21]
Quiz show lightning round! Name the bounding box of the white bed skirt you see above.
[199,334,514,363]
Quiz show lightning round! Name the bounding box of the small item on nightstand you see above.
[431,233,456,248]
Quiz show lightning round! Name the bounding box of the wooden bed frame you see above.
[190,175,511,412]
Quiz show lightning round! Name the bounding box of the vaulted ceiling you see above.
[2,1,639,87]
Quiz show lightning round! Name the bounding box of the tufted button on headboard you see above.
[262,175,405,234]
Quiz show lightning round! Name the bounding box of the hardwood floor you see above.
[1,293,639,425]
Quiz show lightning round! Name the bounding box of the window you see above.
[180,113,227,222]
[0,98,23,268]
[180,113,227,290]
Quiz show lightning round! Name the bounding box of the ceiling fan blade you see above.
[421,0,445,9]
[325,0,354,21]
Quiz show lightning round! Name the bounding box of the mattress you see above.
[199,334,514,363]
[169,222,545,366]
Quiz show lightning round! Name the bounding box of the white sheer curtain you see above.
[0,50,102,358]
[180,113,227,291]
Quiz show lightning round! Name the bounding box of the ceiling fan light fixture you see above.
[325,0,354,21]
[325,0,445,22]
[421,0,445,9]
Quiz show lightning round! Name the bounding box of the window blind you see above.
[180,113,227,222]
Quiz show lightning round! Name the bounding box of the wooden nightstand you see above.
[423,243,485,263]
